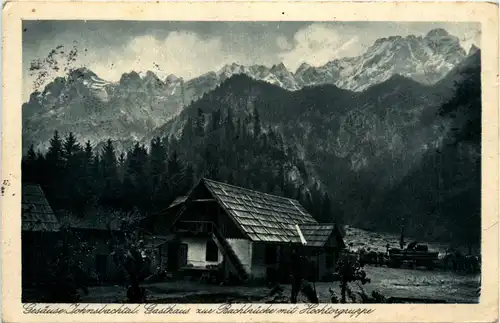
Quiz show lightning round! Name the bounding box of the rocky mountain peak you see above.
[425,28,450,39]
[67,67,98,83]
[468,44,480,56]
[165,74,180,84]
[120,70,141,81]
[295,62,312,75]
[142,70,157,79]
[119,71,144,88]
[270,62,288,73]
[295,28,467,91]
[141,70,164,88]
[219,63,241,74]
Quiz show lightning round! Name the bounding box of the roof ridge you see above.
[202,177,301,204]
[299,223,335,227]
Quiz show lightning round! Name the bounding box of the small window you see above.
[265,245,277,265]
[206,240,219,262]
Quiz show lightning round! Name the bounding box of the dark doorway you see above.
[206,240,219,262]
[167,241,188,271]
[265,245,277,265]
[179,243,188,267]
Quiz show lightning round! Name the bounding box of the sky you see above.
[22,21,480,100]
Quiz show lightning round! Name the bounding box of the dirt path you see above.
[74,265,479,303]
[360,265,480,303]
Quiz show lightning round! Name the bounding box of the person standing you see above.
[289,246,318,303]
[290,246,303,303]
[399,224,405,250]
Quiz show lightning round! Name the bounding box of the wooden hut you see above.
[150,178,346,282]
[22,184,61,286]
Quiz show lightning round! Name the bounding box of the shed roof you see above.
[168,196,188,209]
[299,223,345,248]
[201,178,317,243]
[22,184,61,232]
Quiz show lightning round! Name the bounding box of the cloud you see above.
[91,31,227,81]
[23,30,235,99]
[276,35,293,51]
[278,24,364,72]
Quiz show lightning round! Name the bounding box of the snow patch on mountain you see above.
[217,62,299,91]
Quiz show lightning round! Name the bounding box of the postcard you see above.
[1,1,499,323]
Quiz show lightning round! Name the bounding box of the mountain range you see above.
[295,28,467,91]
[23,28,471,153]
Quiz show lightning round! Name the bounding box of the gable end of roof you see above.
[201,178,318,244]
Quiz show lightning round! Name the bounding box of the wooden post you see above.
[224,258,230,281]
[316,251,320,282]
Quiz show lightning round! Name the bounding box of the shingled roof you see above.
[198,178,319,243]
[22,184,60,232]
[299,223,345,248]
[168,196,188,209]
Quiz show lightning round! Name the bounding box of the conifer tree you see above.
[236,118,242,140]
[27,144,37,161]
[225,108,235,140]
[63,132,80,160]
[321,192,332,223]
[22,145,38,183]
[182,116,195,144]
[253,106,261,138]
[117,151,126,182]
[210,109,222,132]
[183,163,195,194]
[102,140,117,177]
[61,133,84,211]
[168,150,182,180]
[80,140,95,209]
[44,130,65,206]
[196,108,205,137]
[227,172,236,185]
[84,141,93,164]
[46,130,64,167]
[162,150,184,202]
[149,137,167,210]
[100,139,119,207]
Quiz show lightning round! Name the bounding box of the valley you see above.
[22,28,482,248]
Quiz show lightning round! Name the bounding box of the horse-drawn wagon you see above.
[387,242,439,270]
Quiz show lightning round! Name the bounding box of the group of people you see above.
[273,246,369,303]
[442,250,480,273]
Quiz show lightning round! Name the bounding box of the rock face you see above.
[294,28,467,91]
[212,29,468,92]
[23,68,186,153]
[217,62,300,91]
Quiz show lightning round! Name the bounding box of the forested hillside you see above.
[365,52,481,246]
[22,108,336,224]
